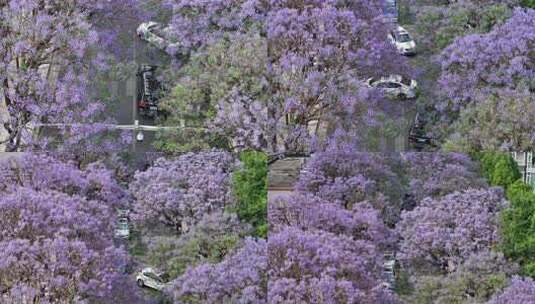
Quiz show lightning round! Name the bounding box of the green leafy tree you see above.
[156,32,269,153]
[145,211,250,279]
[407,251,516,304]
[521,0,535,8]
[475,152,521,191]
[414,3,513,53]
[232,151,268,238]
[491,156,521,191]
[501,183,535,278]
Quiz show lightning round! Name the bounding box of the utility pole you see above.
[132,31,138,153]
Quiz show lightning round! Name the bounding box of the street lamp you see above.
[136,131,144,142]
[134,120,144,142]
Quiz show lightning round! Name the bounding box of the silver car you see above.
[136,268,169,291]
[388,26,416,56]
[366,75,418,100]
[136,21,180,53]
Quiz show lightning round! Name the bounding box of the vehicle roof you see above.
[370,74,403,83]
[144,21,159,28]
[142,267,164,275]
[396,26,409,34]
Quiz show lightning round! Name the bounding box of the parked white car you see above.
[136,22,180,53]
[114,217,130,239]
[366,75,418,100]
[388,26,416,56]
[136,268,169,291]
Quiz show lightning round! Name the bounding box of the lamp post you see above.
[133,30,139,152]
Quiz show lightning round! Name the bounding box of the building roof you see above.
[268,156,308,190]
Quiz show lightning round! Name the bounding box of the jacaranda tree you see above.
[130,150,236,234]
[488,276,535,304]
[295,145,403,224]
[267,226,400,304]
[159,0,411,153]
[167,237,267,303]
[0,155,142,303]
[0,0,142,155]
[437,8,534,120]
[397,188,506,274]
[401,152,487,205]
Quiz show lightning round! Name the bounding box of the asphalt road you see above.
[111,33,172,167]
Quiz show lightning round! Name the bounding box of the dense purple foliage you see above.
[268,227,399,304]
[168,237,267,303]
[438,8,534,114]
[165,0,265,54]
[0,153,130,208]
[0,155,141,302]
[0,0,136,154]
[295,148,402,223]
[488,276,535,304]
[267,0,410,151]
[269,193,393,248]
[401,152,488,204]
[397,188,506,273]
[130,150,236,233]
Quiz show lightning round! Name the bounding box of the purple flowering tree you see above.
[268,227,400,304]
[268,191,398,302]
[401,152,488,205]
[444,89,535,152]
[167,237,267,303]
[0,154,142,302]
[437,8,534,117]
[164,0,265,55]
[295,147,403,224]
[269,193,394,248]
[130,150,236,234]
[488,276,535,304]
[0,0,140,154]
[265,0,410,151]
[0,153,130,209]
[159,0,411,153]
[397,188,506,274]
[0,153,130,206]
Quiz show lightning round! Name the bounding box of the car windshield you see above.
[396,33,412,43]
[400,77,412,86]
[150,24,166,37]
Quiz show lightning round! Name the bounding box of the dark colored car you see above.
[136,65,162,118]
[408,113,436,150]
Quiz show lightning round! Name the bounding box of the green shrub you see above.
[232,150,268,238]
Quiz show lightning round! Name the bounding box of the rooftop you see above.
[268,156,308,190]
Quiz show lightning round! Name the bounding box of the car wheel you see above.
[137,279,144,287]
[398,93,407,99]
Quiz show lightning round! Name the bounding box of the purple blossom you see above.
[488,276,535,304]
[130,150,236,233]
[168,237,267,303]
[397,188,507,273]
